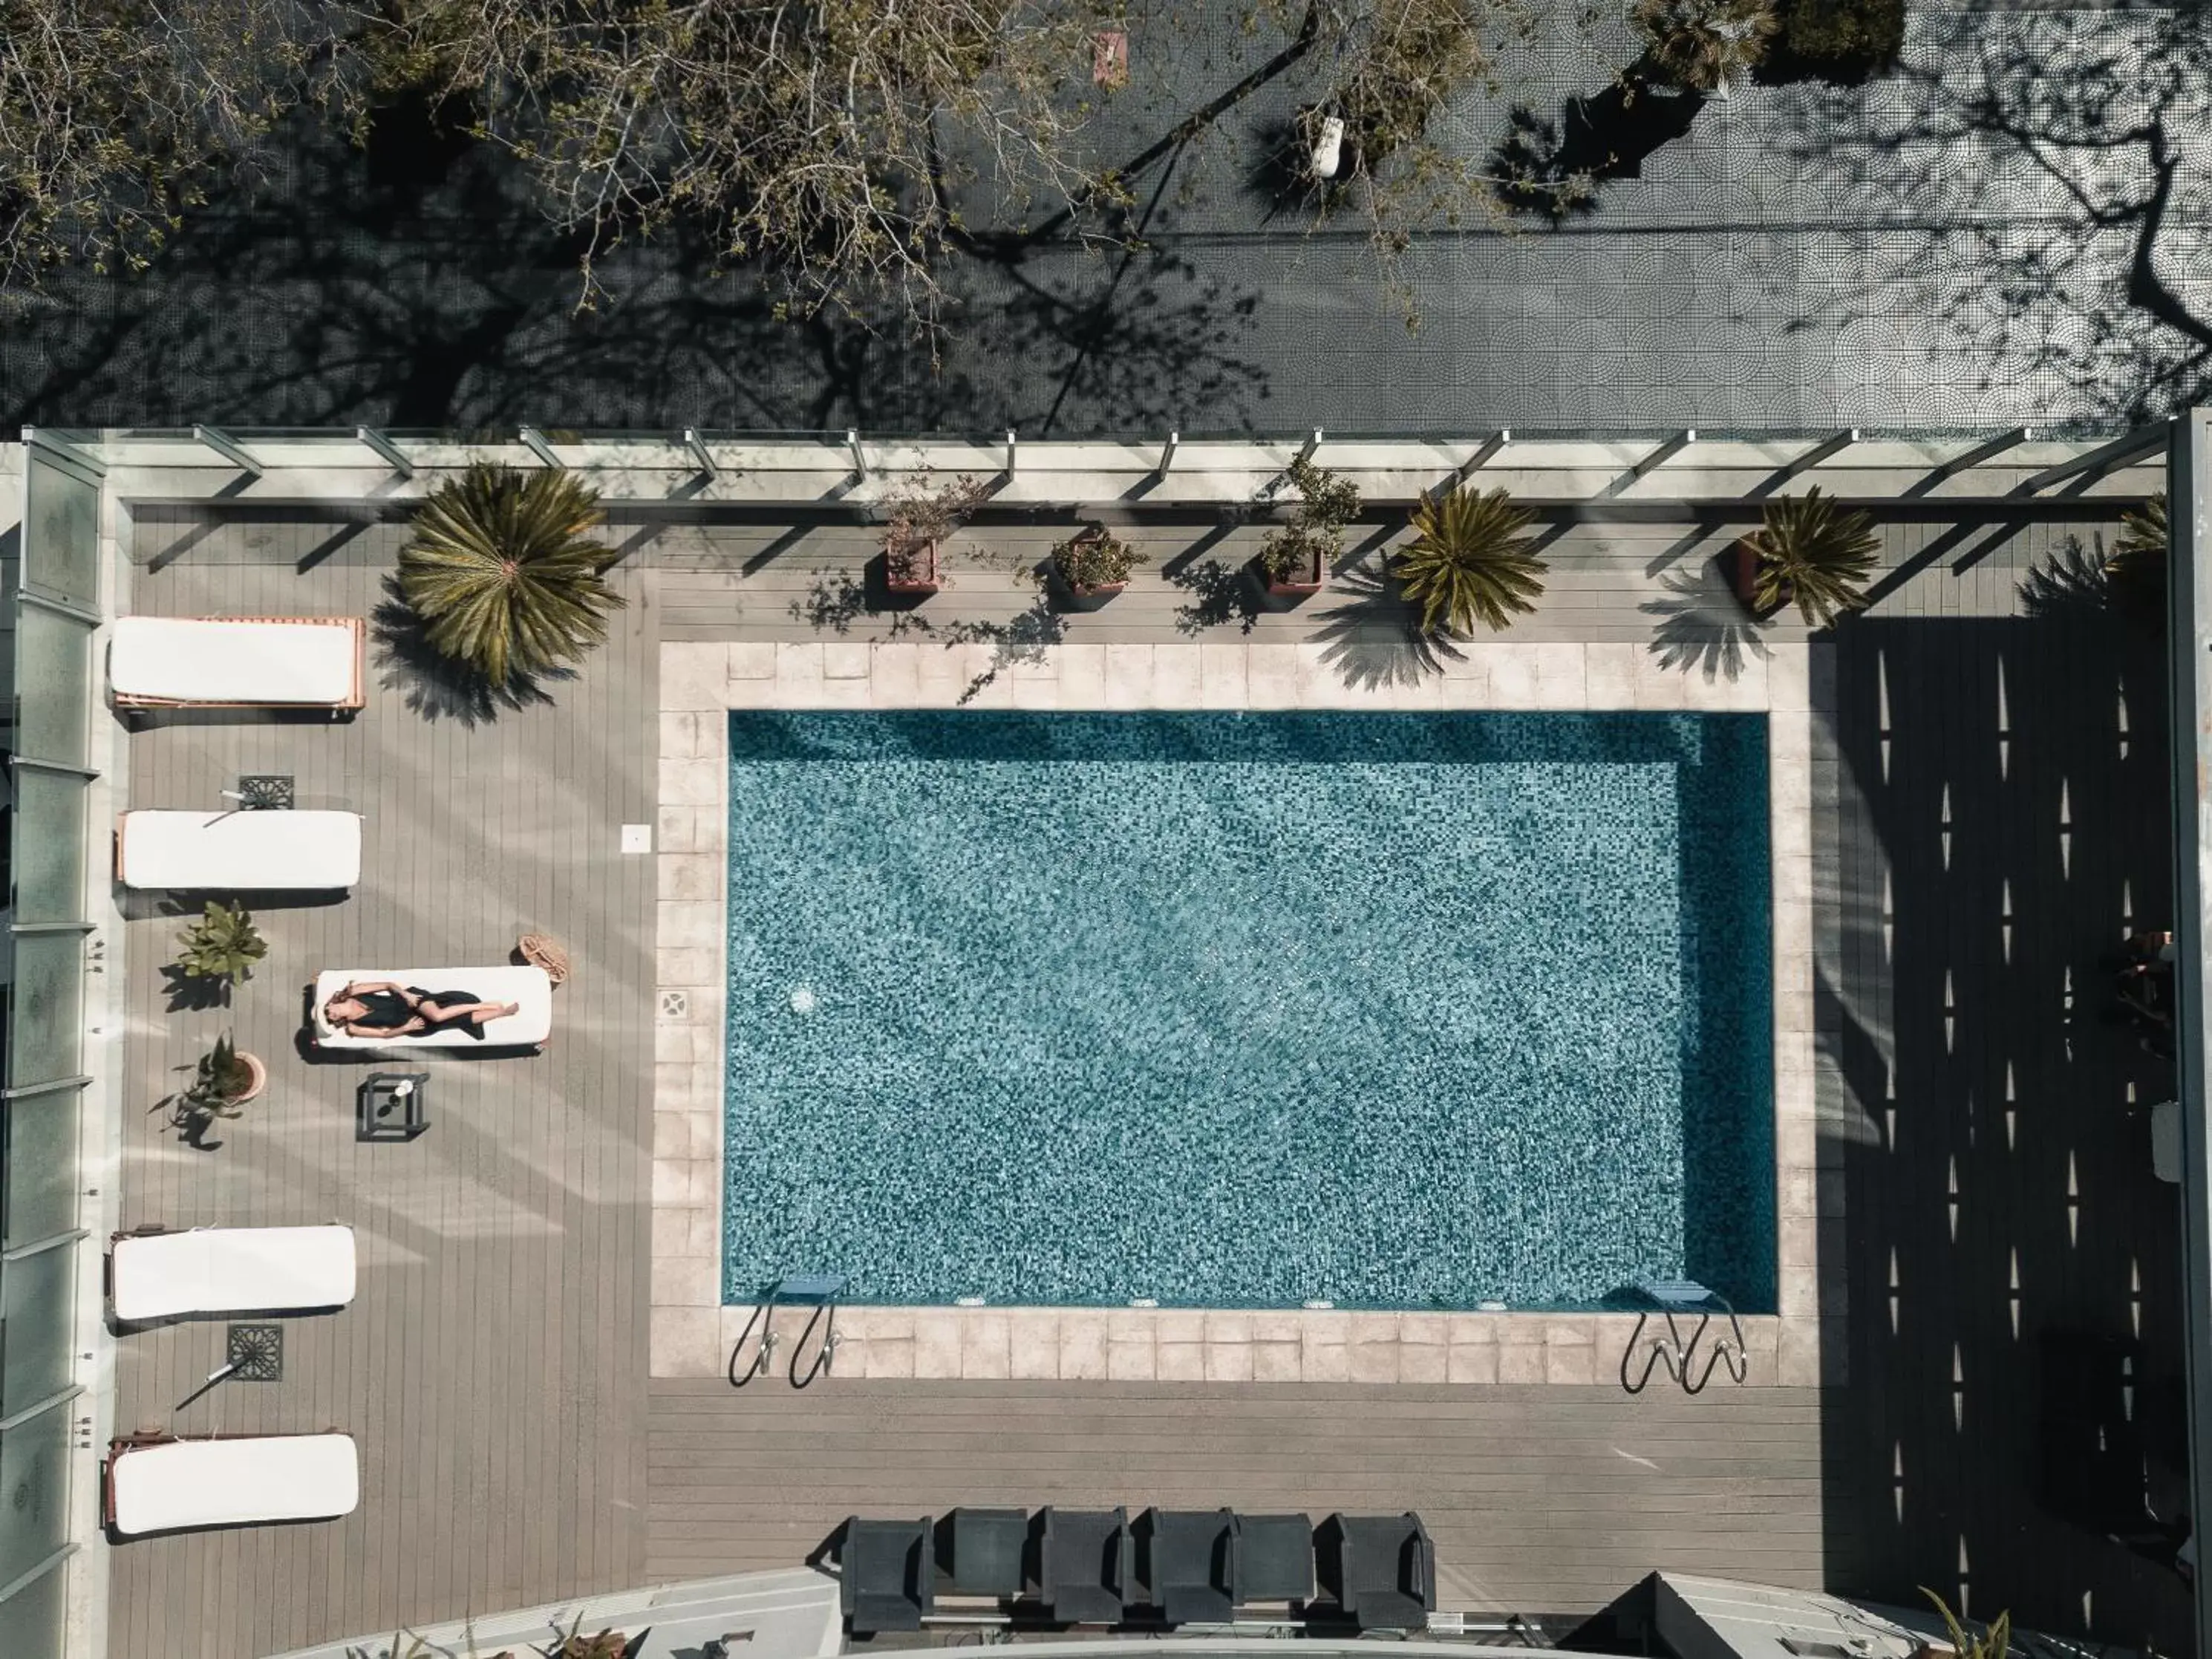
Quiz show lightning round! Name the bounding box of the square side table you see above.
[358,1071,430,1141]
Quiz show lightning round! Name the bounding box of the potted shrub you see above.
[1392,486,1548,636]
[879,473,990,596]
[399,464,627,686]
[1256,457,1362,599]
[1632,0,1778,97]
[172,899,267,988]
[165,1033,266,1141]
[1051,523,1147,603]
[1732,486,1879,626]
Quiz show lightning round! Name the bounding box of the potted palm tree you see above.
[398,463,627,685]
[1733,487,1879,626]
[1052,523,1146,604]
[1256,457,1361,599]
[1392,486,1548,636]
[172,900,267,988]
[879,473,990,596]
[1632,0,1778,97]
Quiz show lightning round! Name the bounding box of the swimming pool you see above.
[722,711,1775,1312]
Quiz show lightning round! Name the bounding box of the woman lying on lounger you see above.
[322,980,521,1040]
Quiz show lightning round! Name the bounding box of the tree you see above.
[0,0,342,298]
[1746,486,1879,628]
[397,464,627,685]
[362,0,1129,322]
[1631,0,1779,97]
[1392,484,1547,635]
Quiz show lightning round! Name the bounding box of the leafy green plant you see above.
[172,900,266,985]
[2107,491,2166,628]
[1746,486,1879,628]
[1922,1589,2009,1659]
[1393,486,1547,636]
[1633,0,1779,94]
[1259,457,1363,584]
[398,464,627,686]
[1053,525,1146,591]
[163,1033,259,1138]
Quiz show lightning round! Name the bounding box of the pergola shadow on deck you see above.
[1815,601,2190,1645]
[102,495,2187,1655]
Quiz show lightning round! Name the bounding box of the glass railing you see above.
[0,434,99,1659]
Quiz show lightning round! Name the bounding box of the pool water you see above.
[722,711,1774,1311]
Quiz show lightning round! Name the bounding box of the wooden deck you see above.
[103,498,2186,1653]
[646,1380,1824,1616]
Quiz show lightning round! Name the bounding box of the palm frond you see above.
[399,465,627,685]
[1393,486,1547,637]
[1747,487,1879,629]
[2107,491,2166,628]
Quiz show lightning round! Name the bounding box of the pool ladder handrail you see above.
[727,1272,848,1389]
[1620,1279,1749,1395]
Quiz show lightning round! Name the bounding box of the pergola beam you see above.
[2017,422,2171,494]
[518,426,563,469]
[682,428,719,480]
[847,428,868,480]
[1156,431,1179,478]
[355,426,414,478]
[192,425,262,478]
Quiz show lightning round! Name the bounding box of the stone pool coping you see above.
[650,640,1831,1389]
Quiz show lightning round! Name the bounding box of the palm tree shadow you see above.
[368,576,568,726]
[1311,562,1458,688]
[2018,532,2116,624]
[1641,558,1772,681]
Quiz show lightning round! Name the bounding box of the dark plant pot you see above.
[1729,540,1788,622]
[884,537,941,596]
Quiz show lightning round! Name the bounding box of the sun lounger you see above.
[105,1433,359,1536]
[1315,1512,1434,1631]
[1041,1506,1132,1625]
[1138,1508,1237,1625]
[839,1516,935,1634]
[117,809,363,891]
[109,616,365,711]
[310,966,554,1050]
[109,1225,356,1322]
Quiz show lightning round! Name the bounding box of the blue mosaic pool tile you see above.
[723,711,1775,1311]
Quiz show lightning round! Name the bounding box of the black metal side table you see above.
[358,1071,430,1141]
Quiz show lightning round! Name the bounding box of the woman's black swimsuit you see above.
[353,986,490,1040]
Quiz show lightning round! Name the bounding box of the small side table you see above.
[358,1072,430,1142]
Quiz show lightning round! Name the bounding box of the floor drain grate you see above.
[659,990,690,1020]
[226,1323,284,1382]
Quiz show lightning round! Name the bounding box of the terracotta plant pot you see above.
[1260,547,1325,599]
[229,1051,267,1105]
[884,536,941,596]
[1729,539,1787,622]
[1054,526,1138,604]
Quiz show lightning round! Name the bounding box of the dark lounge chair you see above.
[1040,1505,1132,1624]
[1233,1512,1314,1607]
[840,1516,935,1634]
[1316,1512,1435,1631]
[939,1506,1029,1597]
[1138,1508,1238,1624]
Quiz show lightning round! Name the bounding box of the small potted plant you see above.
[165,1032,266,1142]
[1052,522,1147,603]
[879,473,990,596]
[1256,456,1361,599]
[172,899,268,988]
[1732,486,1879,626]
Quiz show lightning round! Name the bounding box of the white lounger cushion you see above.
[110,616,358,705]
[109,1434,359,1536]
[111,1225,357,1322]
[118,810,363,890]
[312,967,555,1048]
